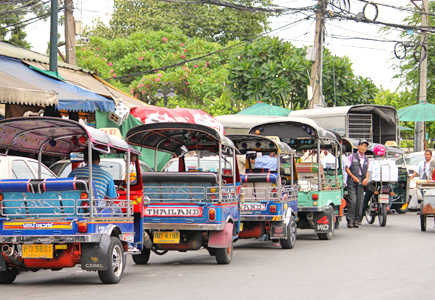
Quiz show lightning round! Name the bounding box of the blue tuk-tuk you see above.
[227,134,298,248]
[126,123,240,264]
[0,117,144,284]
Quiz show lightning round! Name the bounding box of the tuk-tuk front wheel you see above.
[420,215,427,231]
[214,241,233,264]
[0,269,18,284]
[132,248,151,265]
[98,237,125,284]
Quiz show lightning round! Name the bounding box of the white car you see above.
[0,155,56,179]
[50,158,153,180]
[395,151,435,203]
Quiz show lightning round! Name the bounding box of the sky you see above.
[24,0,417,91]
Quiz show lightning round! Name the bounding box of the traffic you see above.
[0,116,423,285]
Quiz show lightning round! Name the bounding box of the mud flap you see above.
[208,222,233,248]
[270,221,287,239]
[0,254,6,271]
[80,235,111,271]
[314,211,333,233]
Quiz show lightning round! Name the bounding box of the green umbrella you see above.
[237,102,291,117]
[398,102,435,122]
[399,125,412,131]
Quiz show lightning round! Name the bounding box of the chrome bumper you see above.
[0,234,102,243]
[241,215,283,221]
[143,223,225,231]
[298,206,328,212]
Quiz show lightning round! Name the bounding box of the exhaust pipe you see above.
[143,231,153,249]
[2,244,25,268]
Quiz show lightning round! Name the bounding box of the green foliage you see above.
[228,37,378,110]
[86,0,275,45]
[76,29,235,116]
[0,0,50,48]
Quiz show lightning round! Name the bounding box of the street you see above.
[1,212,434,300]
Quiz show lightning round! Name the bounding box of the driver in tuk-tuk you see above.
[68,149,117,201]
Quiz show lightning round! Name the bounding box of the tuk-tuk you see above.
[126,123,240,264]
[249,119,345,240]
[227,135,298,249]
[415,181,435,231]
[0,117,144,284]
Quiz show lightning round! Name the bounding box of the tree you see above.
[228,37,378,110]
[86,0,276,45]
[76,29,236,116]
[0,0,50,48]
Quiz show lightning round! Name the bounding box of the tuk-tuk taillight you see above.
[270,205,277,213]
[312,193,319,200]
[77,221,88,233]
[208,208,216,221]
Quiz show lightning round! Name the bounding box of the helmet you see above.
[372,144,386,156]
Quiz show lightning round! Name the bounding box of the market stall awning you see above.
[0,70,58,106]
[131,106,225,134]
[0,56,115,112]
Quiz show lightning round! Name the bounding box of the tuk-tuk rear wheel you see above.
[317,207,335,240]
[215,241,233,264]
[0,268,18,284]
[280,215,296,249]
[98,237,125,284]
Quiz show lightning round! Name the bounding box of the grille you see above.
[348,114,372,141]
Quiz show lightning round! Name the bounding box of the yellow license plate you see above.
[153,231,180,244]
[22,244,53,259]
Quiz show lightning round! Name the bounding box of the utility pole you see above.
[64,0,77,65]
[308,0,326,109]
[413,0,429,151]
[49,0,58,72]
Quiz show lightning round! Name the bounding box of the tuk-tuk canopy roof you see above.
[0,117,139,156]
[126,122,237,155]
[249,119,337,140]
[288,105,397,125]
[226,134,294,154]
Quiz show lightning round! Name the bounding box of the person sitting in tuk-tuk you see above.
[320,150,337,179]
[254,151,277,171]
[68,149,117,201]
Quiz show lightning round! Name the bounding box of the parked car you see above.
[50,158,153,180]
[395,151,435,203]
[0,155,56,179]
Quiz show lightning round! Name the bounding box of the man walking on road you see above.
[345,139,370,228]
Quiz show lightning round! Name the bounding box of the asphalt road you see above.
[2,212,434,300]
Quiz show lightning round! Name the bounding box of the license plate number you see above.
[379,194,389,203]
[153,231,180,244]
[22,244,53,259]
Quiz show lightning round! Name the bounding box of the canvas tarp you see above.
[95,111,171,170]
